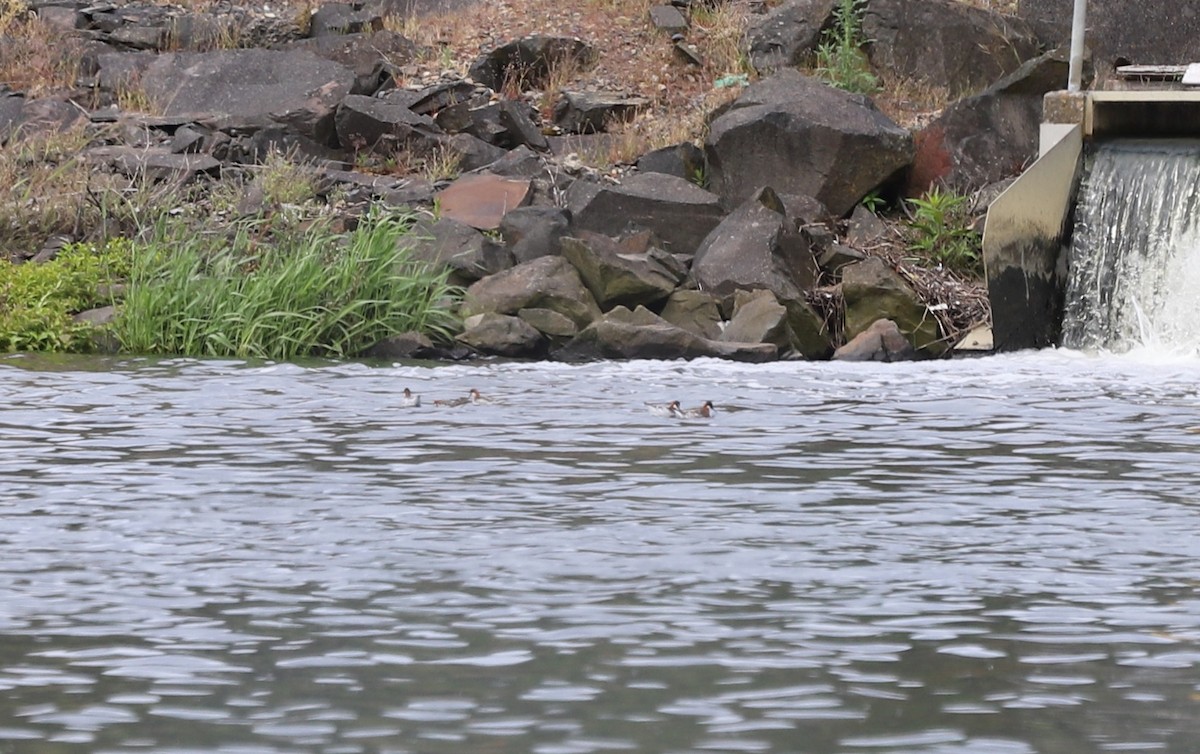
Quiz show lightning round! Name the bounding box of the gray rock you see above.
[461,255,601,327]
[130,49,357,145]
[440,133,508,172]
[359,330,436,359]
[635,142,706,182]
[468,35,597,91]
[554,305,778,362]
[405,216,510,283]
[84,145,221,183]
[498,99,549,152]
[746,0,837,73]
[517,307,579,339]
[863,0,1042,97]
[560,233,683,310]
[692,187,819,305]
[782,296,834,359]
[705,70,914,216]
[649,5,689,35]
[457,312,545,357]
[565,172,725,256]
[659,289,724,340]
[284,31,420,95]
[842,256,944,354]
[720,290,791,349]
[832,318,918,362]
[408,81,479,116]
[334,93,441,154]
[908,49,1070,194]
[500,206,571,263]
[816,241,866,278]
[552,91,650,134]
[310,2,384,37]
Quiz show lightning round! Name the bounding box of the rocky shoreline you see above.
[1,0,1082,363]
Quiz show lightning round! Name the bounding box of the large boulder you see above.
[907,49,1071,194]
[565,172,725,256]
[461,255,601,327]
[746,0,837,73]
[405,216,512,283]
[658,289,724,340]
[435,173,532,231]
[719,290,792,350]
[691,187,819,304]
[705,70,914,216]
[553,306,777,362]
[863,0,1043,97]
[500,206,572,263]
[126,49,356,145]
[560,233,683,310]
[841,257,944,354]
[457,313,546,357]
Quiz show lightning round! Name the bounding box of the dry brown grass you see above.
[0,125,96,255]
[0,1,85,96]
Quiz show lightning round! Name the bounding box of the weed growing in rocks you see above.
[814,0,878,95]
[904,186,981,274]
[0,240,131,352]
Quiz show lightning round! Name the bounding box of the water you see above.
[1062,139,1200,353]
[3,351,1200,754]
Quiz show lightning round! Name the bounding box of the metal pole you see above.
[1068,0,1087,91]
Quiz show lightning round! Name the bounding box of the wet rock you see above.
[552,91,650,134]
[560,233,683,310]
[565,172,725,256]
[461,255,601,328]
[554,305,777,362]
[691,187,818,305]
[832,318,918,362]
[705,69,914,216]
[435,173,532,231]
[468,35,597,91]
[359,330,437,359]
[457,312,545,357]
[500,206,571,263]
[746,0,836,73]
[842,256,944,354]
[659,289,724,340]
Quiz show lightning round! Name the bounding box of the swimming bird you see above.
[401,387,421,407]
[647,400,681,417]
[434,389,488,407]
[676,400,715,419]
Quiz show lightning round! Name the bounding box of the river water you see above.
[2,350,1200,754]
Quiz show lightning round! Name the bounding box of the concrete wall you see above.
[1020,1,1200,82]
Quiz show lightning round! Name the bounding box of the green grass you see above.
[814,0,879,95]
[905,187,981,275]
[114,211,461,360]
[0,240,131,353]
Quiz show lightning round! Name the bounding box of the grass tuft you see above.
[114,211,461,360]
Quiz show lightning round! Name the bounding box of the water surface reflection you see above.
[2,352,1200,753]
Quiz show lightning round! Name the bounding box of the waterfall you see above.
[1061,139,1200,353]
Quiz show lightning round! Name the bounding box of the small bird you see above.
[647,400,681,417]
[434,388,488,407]
[676,400,715,419]
[401,387,421,407]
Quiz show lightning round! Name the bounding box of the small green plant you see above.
[259,147,321,206]
[114,210,461,359]
[904,187,981,274]
[860,190,885,213]
[814,0,879,95]
[0,239,132,352]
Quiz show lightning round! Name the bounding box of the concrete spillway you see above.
[1062,140,1200,353]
